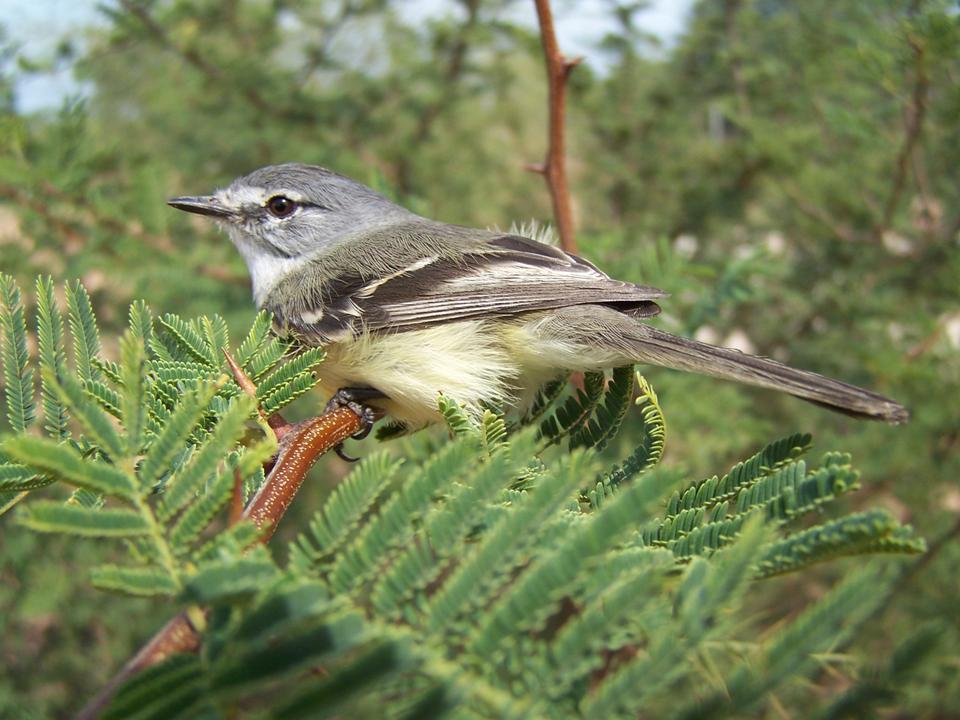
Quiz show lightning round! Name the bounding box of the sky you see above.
[1,0,695,113]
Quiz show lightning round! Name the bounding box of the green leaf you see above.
[600,373,666,492]
[211,612,367,695]
[139,383,218,489]
[245,336,287,380]
[233,581,331,645]
[3,435,137,498]
[169,465,235,552]
[259,370,322,416]
[49,370,125,459]
[103,655,204,720]
[0,274,35,431]
[91,564,179,596]
[182,550,279,604]
[371,444,520,616]
[570,364,635,451]
[327,438,477,594]
[0,490,28,517]
[255,346,324,401]
[65,280,102,383]
[522,377,567,426]
[540,371,606,444]
[201,315,231,368]
[718,566,891,714]
[276,640,415,719]
[235,311,273,367]
[159,314,217,366]
[35,276,70,438]
[757,510,926,578]
[0,466,50,492]
[426,450,593,631]
[119,331,147,454]
[295,451,402,564]
[438,394,478,437]
[471,462,678,659]
[195,520,264,564]
[159,394,255,520]
[128,299,154,347]
[20,502,149,536]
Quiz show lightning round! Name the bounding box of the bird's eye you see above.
[266,195,297,218]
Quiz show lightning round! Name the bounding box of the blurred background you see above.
[1,0,958,717]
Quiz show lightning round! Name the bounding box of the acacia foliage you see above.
[0,276,930,718]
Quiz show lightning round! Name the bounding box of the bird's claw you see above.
[324,387,383,462]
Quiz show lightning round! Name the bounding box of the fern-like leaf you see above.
[50,369,125,460]
[91,564,180,596]
[327,439,477,594]
[3,435,137,499]
[158,394,255,521]
[598,373,666,495]
[20,501,150,536]
[235,311,273,367]
[293,451,402,568]
[139,383,219,490]
[757,510,926,578]
[570,365,635,451]
[35,276,70,438]
[65,279,102,383]
[540,371,605,444]
[158,314,217,366]
[0,274,35,431]
[120,331,147,454]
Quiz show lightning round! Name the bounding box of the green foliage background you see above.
[0,0,958,717]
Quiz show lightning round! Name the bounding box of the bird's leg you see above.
[324,386,384,462]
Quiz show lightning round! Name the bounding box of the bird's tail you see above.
[627,324,908,423]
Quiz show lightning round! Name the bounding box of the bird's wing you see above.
[275,234,667,343]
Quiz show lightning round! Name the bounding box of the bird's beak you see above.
[167,195,235,219]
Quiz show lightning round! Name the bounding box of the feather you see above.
[268,227,665,342]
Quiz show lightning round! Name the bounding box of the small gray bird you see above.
[169,163,908,442]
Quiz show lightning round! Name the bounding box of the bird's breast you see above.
[314,320,522,429]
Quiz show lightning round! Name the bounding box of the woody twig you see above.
[77,354,361,720]
[527,0,582,254]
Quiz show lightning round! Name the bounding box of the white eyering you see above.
[214,185,312,306]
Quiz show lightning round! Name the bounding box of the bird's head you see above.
[168,163,411,301]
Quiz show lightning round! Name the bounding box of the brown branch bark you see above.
[76,364,362,719]
[529,0,581,254]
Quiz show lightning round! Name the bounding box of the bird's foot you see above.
[324,387,384,462]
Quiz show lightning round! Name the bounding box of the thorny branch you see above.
[77,355,362,720]
[528,0,581,254]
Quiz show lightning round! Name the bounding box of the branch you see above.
[875,31,928,241]
[779,180,857,244]
[0,180,250,287]
[528,0,581,254]
[76,359,362,720]
[242,408,361,537]
[395,0,481,195]
[116,0,308,124]
[723,0,751,119]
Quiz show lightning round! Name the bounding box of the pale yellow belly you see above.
[315,319,575,429]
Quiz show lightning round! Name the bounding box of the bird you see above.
[168,163,908,448]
